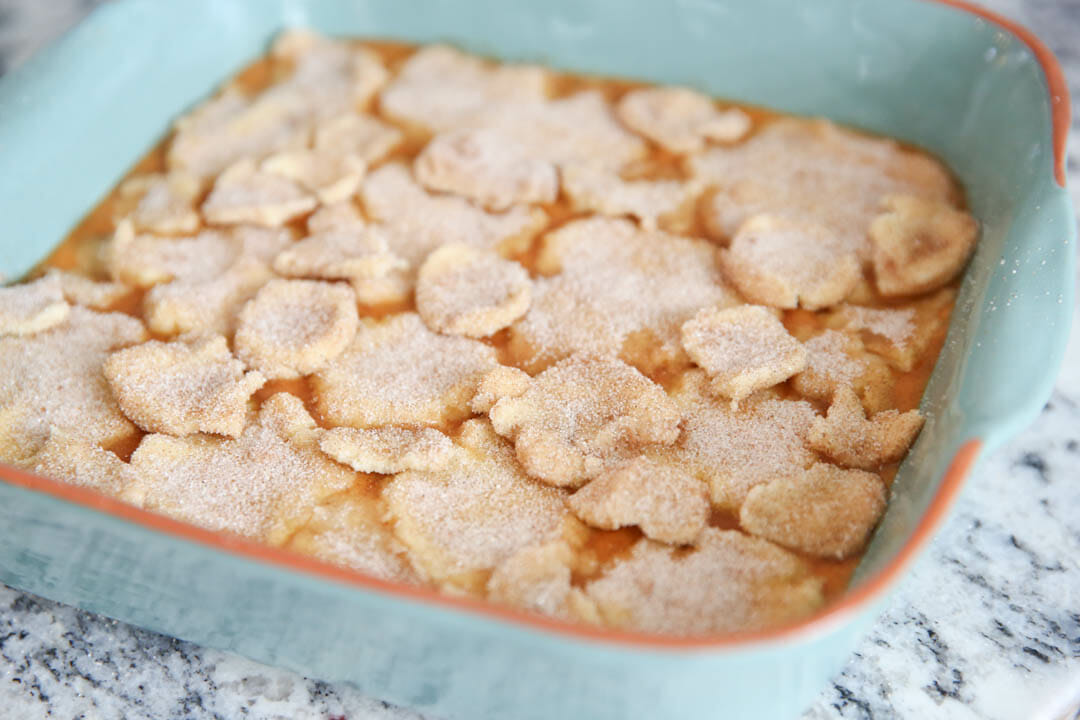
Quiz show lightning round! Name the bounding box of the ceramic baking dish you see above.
[0,0,1073,718]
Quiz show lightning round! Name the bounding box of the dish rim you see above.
[0,0,1069,652]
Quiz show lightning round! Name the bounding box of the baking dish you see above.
[0,0,1073,717]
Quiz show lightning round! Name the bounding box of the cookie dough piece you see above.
[142,226,291,336]
[103,335,265,438]
[360,163,546,268]
[415,127,558,211]
[791,330,894,413]
[719,214,861,310]
[125,393,354,545]
[488,354,681,488]
[415,244,531,338]
[120,172,203,235]
[46,269,131,310]
[261,149,367,206]
[487,541,599,622]
[313,112,403,163]
[286,489,420,583]
[234,279,359,380]
[681,305,808,402]
[870,194,978,297]
[305,201,365,233]
[829,288,954,372]
[616,87,750,154]
[318,426,453,474]
[470,366,532,414]
[104,221,239,289]
[379,45,549,132]
[313,312,497,427]
[691,118,956,258]
[740,463,887,559]
[273,223,404,282]
[561,163,697,231]
[473,91,647,170]
[0,307,146,463]
[169,31,388,178]
[270,30,390,111]
[202,158,317,227]
[31,432,133,497]
[670,370,817,512]
[568,455,709,544]
[0,274,69,337]
[509,217,737,370]
[585,529,824,635]
[807,386,925,469]
[383,419,569,591]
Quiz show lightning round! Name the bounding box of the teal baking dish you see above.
[0,0,1073,718]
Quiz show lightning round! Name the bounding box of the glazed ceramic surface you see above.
[0,1,1072,718]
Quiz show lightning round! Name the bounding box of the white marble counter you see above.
[0,0,1078,718]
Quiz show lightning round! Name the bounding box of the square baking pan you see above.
[0,0,1073,718]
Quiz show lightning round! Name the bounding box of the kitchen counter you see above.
[1,0,1078,717]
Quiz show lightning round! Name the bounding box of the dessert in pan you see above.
[0,30,977,636]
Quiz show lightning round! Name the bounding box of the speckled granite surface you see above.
[0,1,1078,718]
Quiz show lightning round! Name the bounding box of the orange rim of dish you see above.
[0,1,1063,651]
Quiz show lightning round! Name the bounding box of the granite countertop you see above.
[1,0,1078,718]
